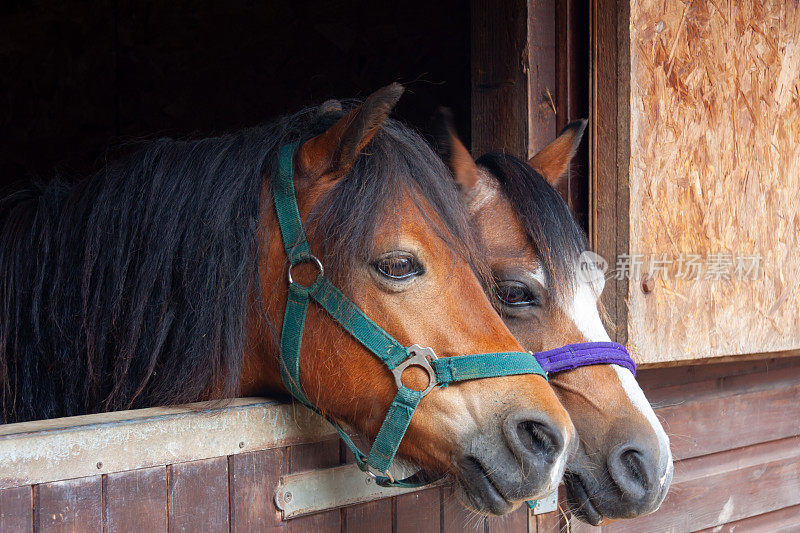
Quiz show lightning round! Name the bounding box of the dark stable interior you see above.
[0,1,471,194]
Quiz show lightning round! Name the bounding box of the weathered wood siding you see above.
[569,356,800,532]
[596,0,800,363]
[2,357,798,531]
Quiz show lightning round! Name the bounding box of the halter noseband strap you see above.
[272,141,548,488]
[534,342,636,375]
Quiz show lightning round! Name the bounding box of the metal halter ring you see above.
[359,462,395,483]
[287,255,324,286]
[392,345,439,396]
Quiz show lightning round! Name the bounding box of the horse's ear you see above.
[528,119,587,186]
[296,83,404,184]
[433,107,480,193]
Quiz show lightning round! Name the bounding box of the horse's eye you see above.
[375,254,422,280]
[496,281,539,307]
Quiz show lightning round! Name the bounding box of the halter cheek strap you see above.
[272,141,548,488]
[533,342,636,375]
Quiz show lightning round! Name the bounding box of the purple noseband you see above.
[532,342,636,375]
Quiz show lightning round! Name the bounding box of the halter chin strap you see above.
[533,342,636,375]
[272,141,548,488]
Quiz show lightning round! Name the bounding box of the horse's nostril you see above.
[608,444,657,502]
[505,411,566,465]
[622,449,646,486]
[517,420,557,458]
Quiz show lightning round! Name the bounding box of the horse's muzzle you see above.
[565,439,673,525]
[455,409,575,515]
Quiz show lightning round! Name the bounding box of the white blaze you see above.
[563,259,673,485]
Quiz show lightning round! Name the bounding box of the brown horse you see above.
[243,86,584,514]
[0,84,578,515]
[439,117,673,524]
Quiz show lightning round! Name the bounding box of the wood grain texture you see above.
[169,458,229,532]
[535,509,562,533]
[0,486,32,532]
[652,371,800,461]
[485,505,528,532]
[555,0,592,226]
[634,355,800,391]
[230,448,287,533]
[528,0,557,156]
[470,0,530,158]
[626,0,800,363]
[591,0,629,345]
[37,476,102,533]
[601,443,800,532]
[105,467,167,532]
[441,486,485,533]
[694,503,800,533]
[287,440,341,533]
[0,398,334,490]
[395,487,440,533]
[343,498,392,533]
[558,357,800,531]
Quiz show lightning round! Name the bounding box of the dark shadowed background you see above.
[0,0,470,193]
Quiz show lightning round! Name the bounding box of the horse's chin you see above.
[455,457,517,516]
[564,471,605,525]
[563,465,670,525]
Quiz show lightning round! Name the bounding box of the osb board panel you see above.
[626,0,800,363]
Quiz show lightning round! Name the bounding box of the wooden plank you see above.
[0,486,32,532]
[441,486,484,533]
[527,0,557,157]
[624,0,800,363]
[599,444,800,532]
[169,457,229,532]
[656,382,800,461]
[105,466,167,533]
[555,0,591,225]
[534,509,562,533]
[395,487,440,533]
[286,440,341,533]
[643,360,800,407]
[230,448,287,533]
[695,503,800,533]
[37,476,102,533]
[0,398,335,489]
[470,0,530,158]
[567,518,601,533]
[342,498,392,533]
[636,356,800,391]
[486,505,528,532]
[590,0,628,344]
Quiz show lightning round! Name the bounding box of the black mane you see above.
[476,153,588,304]
[0,102,479,423]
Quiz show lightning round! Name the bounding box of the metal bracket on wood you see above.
[274,463,558,519]
[529,490,558,514]
[274,463,437,519]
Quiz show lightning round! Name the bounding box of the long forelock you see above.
[306,115,492,293]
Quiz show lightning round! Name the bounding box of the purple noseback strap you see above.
[533,342,636,375]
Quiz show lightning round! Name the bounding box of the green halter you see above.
[272,141,548,488]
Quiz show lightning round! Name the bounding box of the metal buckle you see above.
[392,344,439,396]
[287,255,324,286]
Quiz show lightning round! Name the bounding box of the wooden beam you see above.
[470,0,530,158]
[0,398,336,489]
[590,0,630,344]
